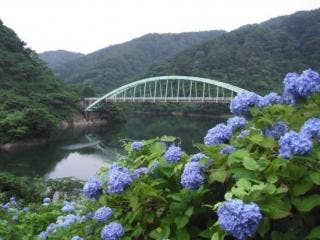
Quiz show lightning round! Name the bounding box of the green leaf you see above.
[292,194,320,212]
[260,197,291,219]
[258,217,270,237]
[306,226,320,239]
[209,169,228,183]
[149,225,170,239]
[242,156,259,171]
[176,228,190,240]
[292,179,313,196]
[185,207,194,217]
[227,149,250,165]
[174,215,189,229]
[309,172,320,185]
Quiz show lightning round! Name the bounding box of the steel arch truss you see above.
[85,76,249,111]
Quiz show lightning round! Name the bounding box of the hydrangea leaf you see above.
[292,179,313,196]
[306,226,320,240]
[208,169,228,183]
[291,194,320,212]
[227,149,250,166]
[242,156,260,171]
[174,215,189,229]
[176,228,190,240]
[258,217,270,237]
[260,197,291,219]
[309,172,320,185]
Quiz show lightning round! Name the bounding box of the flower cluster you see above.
[220,145,236,155]
[94,206,112,222]
[107,163,133,194]
[204,123,232,145]
[283,69,320,104]
[217,199,262,240]
[83,176,103,199]
[300,117,320,139]
[131,141,143,151]
[230,91,260,116]
[71,236,84,240]
[181,162,204,190]
[264,121,288,140]
[227,116,247,132]
[164,145,182,163]
[101,222,125,240]
[278,130,312,159]
[43,197,51,204]
[238,129,250,138]
[61,201,75,213]
[190,152,205,162]
[257,92,283,107]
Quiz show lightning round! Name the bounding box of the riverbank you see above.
[0,114,107,152]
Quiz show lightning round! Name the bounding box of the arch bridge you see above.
[84,76,249,111]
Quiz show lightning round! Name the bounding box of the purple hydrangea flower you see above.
[61,201,75,213]
[132,167,148,180]
[107,163,133,194]
[227,116,248,132]
[101,222,125,240]
[180,162,204,190]
[165,145,182,163]
[300,118,320,139]
[217,199,262,240]
[94,206,112,222]
[71,236,83,240]
[238,130,250,138]
[204,124,232,145]
[230,92,260,116]
[38,231,48,239]
[190,153,205,162]
[265,121,288,140]
[220,145,236,155]
[131,141,143,151]
[295,69,320,97]
[257,92,283,107]
[278,130,313,159]
[83,176,102,199]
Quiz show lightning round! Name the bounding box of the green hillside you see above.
[39,50,83,75]
[0,20,79,143]
[143,9,320,94]
[52,31,225,93]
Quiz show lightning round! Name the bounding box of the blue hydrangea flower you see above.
[204,124,232,145]
[230,92,260,116]
[107,163,133,194]
[148,161,160,173]
[257,92,283,107]
[220,145,236,155]
[164,145,182,163]
[265,121,288,140]
[61,202,75,213]
[94,206,112,222]
[71,236,83,240]
[38,231,48,239]
[238,130,250,138]
[9,197,17,207]
[132,167,148,180]
[181,162,204,190]
[23,207,29,212]
[190,153,205,162]
[300,118,320,139]
[12,215,18,221]
[217,199,262,240]
[278,130,313,159]
[83,176,102,199]
[296,69,320,97]
[227,116,247,132]
[131,141,143,150]
[101,222,125,240]
[43,197,51,204]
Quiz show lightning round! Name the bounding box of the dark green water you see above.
[0,114,226,180]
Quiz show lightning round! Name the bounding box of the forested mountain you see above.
[143,9,320,94]
[39,50,83,75]
[51,31,225,93]
[0,20,79,143]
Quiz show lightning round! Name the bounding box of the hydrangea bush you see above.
[1,69,320,239]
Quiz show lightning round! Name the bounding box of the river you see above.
[0,114,227,180]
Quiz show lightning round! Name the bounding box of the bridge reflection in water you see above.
[84,76,249,111]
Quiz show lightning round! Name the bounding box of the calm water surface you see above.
[0,114,227,180]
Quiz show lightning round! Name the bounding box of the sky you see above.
[1,0,319,54]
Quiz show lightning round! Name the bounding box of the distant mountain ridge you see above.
[142,9,320,94]
[41,31,225,93]
[39,50,83,75]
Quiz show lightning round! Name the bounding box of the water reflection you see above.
[0,114,226,179]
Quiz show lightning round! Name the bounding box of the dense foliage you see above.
[45,31,224,93]
[0,20,80,143]
[1,69,320,239]
[39,50,84,75]
[143,9,320,94]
